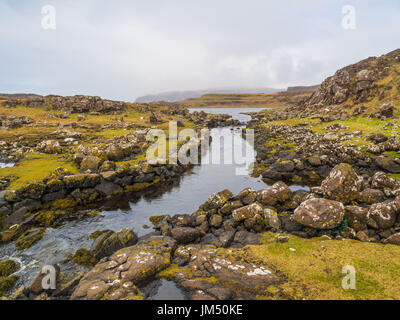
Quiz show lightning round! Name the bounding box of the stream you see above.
[0,107,308,298]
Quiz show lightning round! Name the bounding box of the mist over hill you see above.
[135,87,284,103]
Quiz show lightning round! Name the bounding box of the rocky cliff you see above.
[287,48,400,119]
[2,95,126,114]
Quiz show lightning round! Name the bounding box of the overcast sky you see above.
[0,0,399,101]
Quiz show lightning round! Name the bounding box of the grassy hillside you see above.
[178,91,313,110]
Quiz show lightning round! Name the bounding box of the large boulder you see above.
[272,160,295,172]
[105,145,125,161]
[80,156,103,172]
[199,189,233,212]
[219,200,243,215]
[370,172,399,190]
[170,227,202,244]
[378,102,394,118]
[232,202,264,222]
[294,198,345,229]
[358,188,385,204]
[3,207,28,227]
[257,182,292,206]
[375,156,400,174]
[63,174,101,189]
[17,183,46,200]
[187,246,278,293]
[91,229,138,260]
[320,163,362,204]
[234,188,256,205]
[37,140,61,154]
[383,233,400,245]
[95,179,123,196]
[263,208,281,229]
[71,236,175,300]
[345,206,368,231]
[366,201,398,229]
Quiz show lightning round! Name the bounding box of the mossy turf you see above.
[261,116,400,149]
[72,248,97,268]
[15,228,46,250]
[157,264,193,279]
[0,275,19,296]
[0,260,20,277]
[0,152,79,190]
[0,101,196,191]
[224,232,400,300]
[178,92,311,110]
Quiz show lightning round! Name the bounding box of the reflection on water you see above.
[0,107,307,291]
[189,107,269,122]
[143,279,186,300]
[0,163,14,168]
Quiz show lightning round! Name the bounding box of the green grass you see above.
[263,116,399,148]
[0,152,79,189]
[229,232,400,300]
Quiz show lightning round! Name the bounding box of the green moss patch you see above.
[224,232,400,300]
[0,260,20,277]
[0,275,19,296]
[72,248,97,268]
[0,152,79,190]
[15,228,46,250]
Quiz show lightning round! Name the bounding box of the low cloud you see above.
[0,0,399,100]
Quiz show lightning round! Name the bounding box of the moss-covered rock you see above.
[3,190,20,203]
[15,227,46,250]
[73,249,97,268]
[90,229,113,240]
[320,163,363,204]
[63,174,101,189]
[257,182,292,206]
[0,260,20,277]
[99,161,116,172]
[45,177,64,193]
[17,182,46,200]
[0,229,20,245]
[91,228,138,260]
[149,215,167,226]
[294,198,345,229]
[80,156,103,172]
[47,198,78,210]
[0,275,19,296]
[70,236,175,300]
[210,214,223,228]
[199,189,233,212]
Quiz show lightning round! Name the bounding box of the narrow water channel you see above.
[0,107,307,293]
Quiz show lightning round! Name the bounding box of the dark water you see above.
[0,107,307,293]
[144,279,186,300]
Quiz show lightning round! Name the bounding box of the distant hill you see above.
[135,87,283,103]
[173,91,312,110]
[286,85,320,93]
[0,93,43,99]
